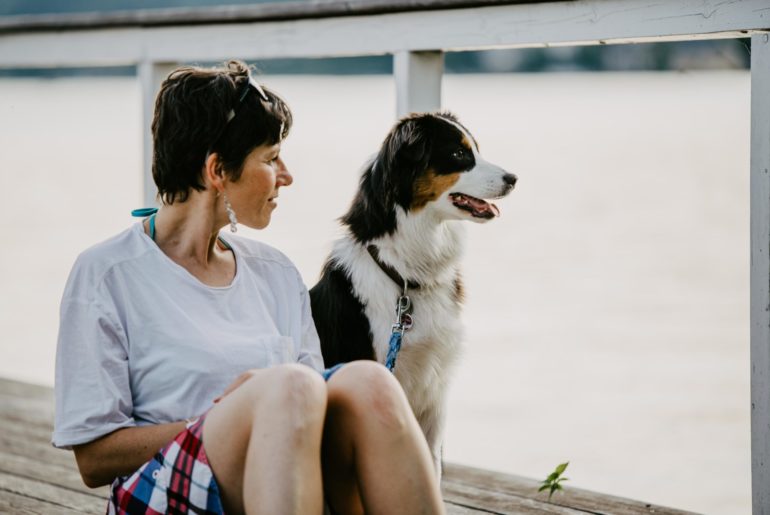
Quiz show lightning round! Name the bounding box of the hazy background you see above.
[0,2,753,514]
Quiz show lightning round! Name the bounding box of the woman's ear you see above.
[203,152,225,193]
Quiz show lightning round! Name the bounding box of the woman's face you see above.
[225,142,292,230]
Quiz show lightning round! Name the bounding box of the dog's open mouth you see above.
[449,193,500,219]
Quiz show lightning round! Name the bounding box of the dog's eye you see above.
[452,148,466,160]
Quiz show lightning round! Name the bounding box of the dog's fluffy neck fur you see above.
[357,207,465,289]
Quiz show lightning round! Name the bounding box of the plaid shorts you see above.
[108,414,224,515]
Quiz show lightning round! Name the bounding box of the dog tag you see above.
[400,313,413,330]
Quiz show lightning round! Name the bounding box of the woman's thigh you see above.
[322,361,415,514]
[202,364,327,514]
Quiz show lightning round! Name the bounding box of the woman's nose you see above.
[277,158,293,187]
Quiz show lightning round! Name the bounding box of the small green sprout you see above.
[538,461,569,501]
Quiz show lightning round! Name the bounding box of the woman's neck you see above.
[149,190,236,286]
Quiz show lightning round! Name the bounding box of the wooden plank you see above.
[443,464,698,515]
[0,413,56,442]
[0,382,53,427]
[0,417,107,499]
[751,31,770,515]
[0,450,104,497]
[443,479,583,514]
[394,50,443,117]
[0,0,767,68]
[0,433,78,471]
[0,471,104,514]
[0,1,558,32]
[445,500,502,515]
[0,490,84,515]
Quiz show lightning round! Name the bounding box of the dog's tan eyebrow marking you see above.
[444,117,479,153]
[461,135,473,152]
[412,170,461,211]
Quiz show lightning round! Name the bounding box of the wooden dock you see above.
[0,377,697,514]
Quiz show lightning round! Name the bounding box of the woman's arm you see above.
[74,371,256,488]
[73,421,187,488]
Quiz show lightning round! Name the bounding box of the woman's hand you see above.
[213,369,260,404]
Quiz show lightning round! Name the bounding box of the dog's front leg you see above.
[420,403,447,482]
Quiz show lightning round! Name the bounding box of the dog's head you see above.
[343,112,516,242]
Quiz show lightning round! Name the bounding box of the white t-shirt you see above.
[52,222,324,449]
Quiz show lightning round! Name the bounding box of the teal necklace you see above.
[131,208,232,250]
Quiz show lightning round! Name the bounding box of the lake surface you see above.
[0,71,750,514]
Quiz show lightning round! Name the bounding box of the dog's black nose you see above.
[503,173,517,187]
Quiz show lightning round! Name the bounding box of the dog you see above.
[310,112,516,476]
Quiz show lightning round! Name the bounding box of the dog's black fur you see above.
[311,112,483,366]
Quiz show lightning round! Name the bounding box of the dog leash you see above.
[320,271,416,378]
[386,279,413,371]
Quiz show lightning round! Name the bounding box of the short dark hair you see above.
[151,60,292,204]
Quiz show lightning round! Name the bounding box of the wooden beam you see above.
[0,0,767,68]
[138,61,176,208]
[751,31,770,515]
[0,1,557,33]
[394,51,443,117]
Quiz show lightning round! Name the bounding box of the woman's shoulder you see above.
[66,224,150,291]
[221,233,296,270]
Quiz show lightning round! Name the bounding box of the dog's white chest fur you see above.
[329,212,466,462]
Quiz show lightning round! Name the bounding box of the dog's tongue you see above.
[468,197,499,217]
[452,193,499,218]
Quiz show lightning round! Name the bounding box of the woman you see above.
[52,60,445,515]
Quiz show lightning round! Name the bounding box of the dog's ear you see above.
[387,118,429,166]
[341,116,432,242]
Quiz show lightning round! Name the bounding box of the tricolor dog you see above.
[310,112,516,476]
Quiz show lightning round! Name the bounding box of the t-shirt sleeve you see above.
[295,274,325,372]
[52,265,135,449]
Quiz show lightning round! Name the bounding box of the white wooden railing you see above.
[1,0,768,511]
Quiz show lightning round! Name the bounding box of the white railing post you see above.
[751,31,770,515]
[138,60,176,208]
[394,50,443,118]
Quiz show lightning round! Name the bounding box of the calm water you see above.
[0,71,750,513]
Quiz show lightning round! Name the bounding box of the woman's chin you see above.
[242,217,271,231]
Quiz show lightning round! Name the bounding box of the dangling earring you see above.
[223,192,238,233]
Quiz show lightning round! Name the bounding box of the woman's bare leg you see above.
[202,364,327,515]
[323,361,445,515]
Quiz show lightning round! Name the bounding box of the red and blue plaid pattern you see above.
[108,414,224,514]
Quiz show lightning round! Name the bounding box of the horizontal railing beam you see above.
[0,1,552,33]
[0,0,767,68]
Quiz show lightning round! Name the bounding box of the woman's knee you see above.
[264,364,327,417]
[228,364,327,432]
[328,360,411,431]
